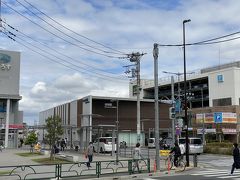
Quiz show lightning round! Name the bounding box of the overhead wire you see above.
[1,28,129,83]
[21,0,126,55]
[2,1,125,59]
[157,30,240,47]
[15,0,126,56]
[1,19,123,76]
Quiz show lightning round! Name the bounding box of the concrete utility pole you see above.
[129,52,145,143]
[171,76,175,144]
[153,43,160,170]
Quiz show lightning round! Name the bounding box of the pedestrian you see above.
[170,142,182,167]
[64,138,68,149]
[60,139,65,151]
[132,143,143,173]
[20,138,24,148]
[30,143,34,153]
[230,143,240,175]
[86,142,94,168]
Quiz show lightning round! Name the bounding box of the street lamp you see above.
[104,99,119,163]
[183,19,191,167]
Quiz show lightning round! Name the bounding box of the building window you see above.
[132,85,138,96]
[217,74,224,83]
[213,97,232,106]
[0,101,6,112]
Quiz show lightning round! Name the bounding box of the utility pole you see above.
[153,43,160,170]
[0,0,2,28]
[171,76,175,144]
[125,52,146,143]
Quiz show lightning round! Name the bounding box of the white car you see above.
[93,137,117,153]
[179,137,203,155]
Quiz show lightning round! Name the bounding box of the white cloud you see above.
[2,0,240,124]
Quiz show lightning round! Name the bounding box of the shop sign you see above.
[222,113,237,124]
[222,128,237,134]
[196,113,214,124]
[0,53,11,71]
[197,128,216,134]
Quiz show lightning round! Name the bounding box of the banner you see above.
[222,113,237,124]
[196,113,214,124]
[222,128,237,134]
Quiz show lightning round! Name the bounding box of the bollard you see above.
[193,154,198,167]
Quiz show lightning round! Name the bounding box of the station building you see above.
[0,49,23,148]
[129,61,240,142]
[39,96,171,149]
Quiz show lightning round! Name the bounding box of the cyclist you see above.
[170,142,182,167]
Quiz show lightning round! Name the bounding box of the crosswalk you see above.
[191,168,240,179]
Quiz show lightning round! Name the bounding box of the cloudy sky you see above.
[1,0,240,125]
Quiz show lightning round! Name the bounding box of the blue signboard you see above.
[174,99,181,113]
[214,112,223,123]
[217,74,224,83]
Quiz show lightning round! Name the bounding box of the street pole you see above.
[136,53,141,143]
[171,76,175,144]
[116,100,119,163]
[183,19,191,167]
[153,43,160,170]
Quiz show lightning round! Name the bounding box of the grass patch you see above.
[16,152,43,157]
[32,157,70,164]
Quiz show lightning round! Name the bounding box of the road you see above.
[124,152,237,180]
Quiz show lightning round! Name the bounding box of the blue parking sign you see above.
[214,112,222,123]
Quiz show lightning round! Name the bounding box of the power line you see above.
[157,30,240,47]
[1,19,123,76]
[2,29,128,83]
[15,0,125,56]
[2,1,125,59]
[21,0,126,55]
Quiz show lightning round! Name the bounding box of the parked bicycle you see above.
[165,154,186,172]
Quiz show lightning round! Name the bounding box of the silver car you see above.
[179,137,203,155]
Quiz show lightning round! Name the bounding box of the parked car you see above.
[93,137,116,153]
[178,137,203,155]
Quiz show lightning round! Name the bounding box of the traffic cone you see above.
[153,160,157,173]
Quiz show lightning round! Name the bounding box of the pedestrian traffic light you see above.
[169,107,175,119]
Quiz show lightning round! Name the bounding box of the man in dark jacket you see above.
[170,142,182,167]
[231,143,240,174]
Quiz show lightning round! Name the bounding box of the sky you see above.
[1,0,240,125]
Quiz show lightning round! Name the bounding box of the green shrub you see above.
[204,143,232,155]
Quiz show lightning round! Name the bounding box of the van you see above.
[148,138,156,148]
[93,137,116,153]
[148,137,165,148]
[178,137,203,155]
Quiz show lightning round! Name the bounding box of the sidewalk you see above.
[0,148,196,179]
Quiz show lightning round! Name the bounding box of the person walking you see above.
[60,139,65,151]
[86,142,94,168]
[230,143,240,175]
[170,142,182,167]
[132,143,143,173]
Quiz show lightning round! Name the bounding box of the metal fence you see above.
[0,158,150,179]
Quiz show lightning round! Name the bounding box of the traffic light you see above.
[169,107,175,119]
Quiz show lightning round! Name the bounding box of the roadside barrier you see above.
[0,158,150,179]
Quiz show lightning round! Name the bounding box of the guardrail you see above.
[0,158,150,179]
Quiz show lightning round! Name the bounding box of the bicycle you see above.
[165,154,186,172]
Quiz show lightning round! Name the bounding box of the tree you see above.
[45,115,63,160]
[25,131,38,153]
